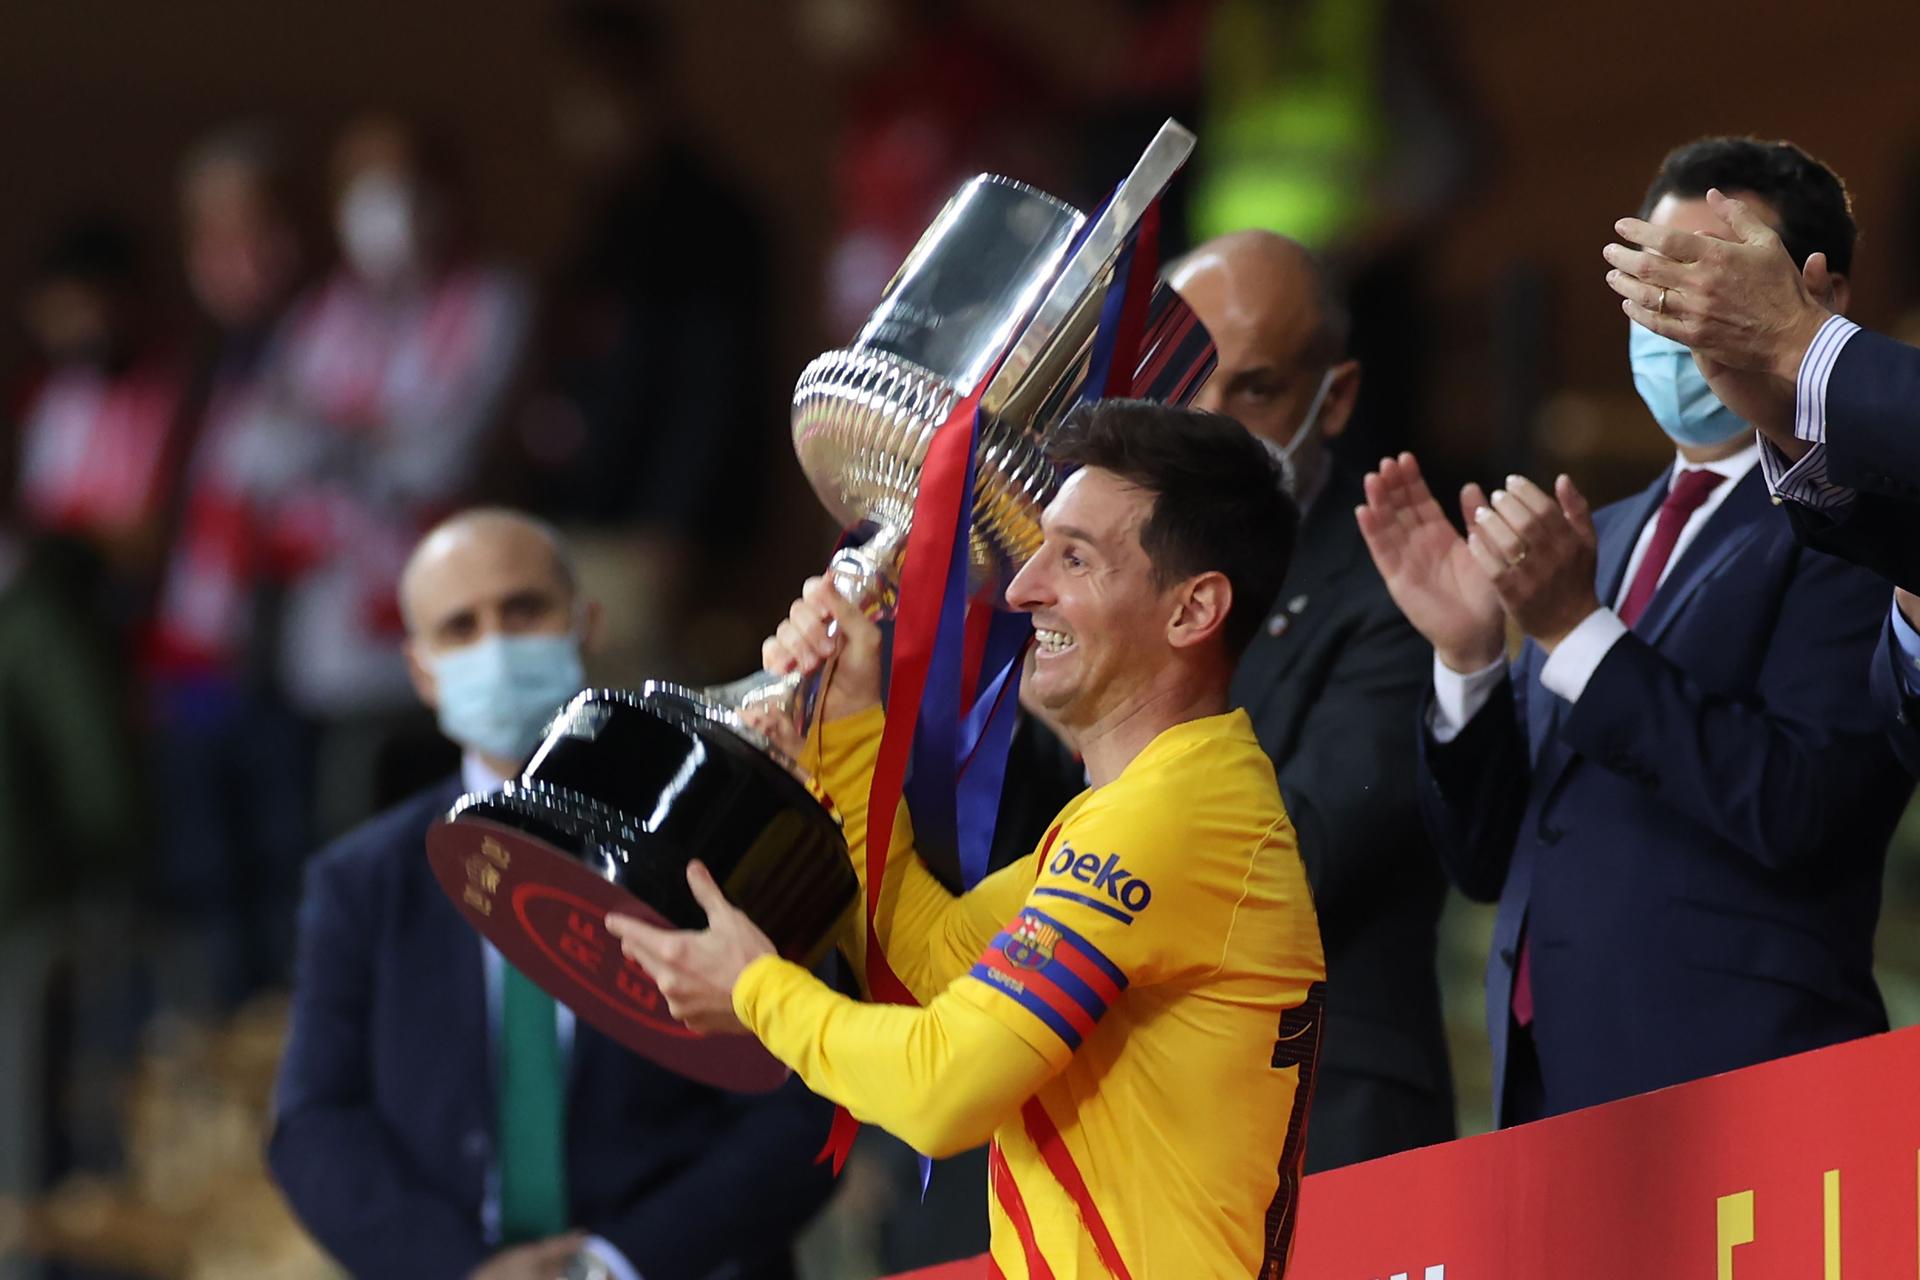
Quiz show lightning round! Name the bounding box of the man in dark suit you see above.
[1360,150,1914,1126]
[1604,141,1920,593]
[1170,230,1455,1169]
[1605,141,1920,772]
[270,509,834,1279]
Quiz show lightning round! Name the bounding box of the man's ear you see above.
[1167,571,1232,651]
[1827,271,1852,316]
[1317,358,1363,441]
[579,598,606,657]
[405,639,439,711]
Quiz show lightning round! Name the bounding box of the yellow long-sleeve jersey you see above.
[733,705,1326,1278]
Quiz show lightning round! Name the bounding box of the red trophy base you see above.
[425,816,792,1093]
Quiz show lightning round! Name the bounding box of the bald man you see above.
[270,509,834,1280]
[1171,232,1456,1169]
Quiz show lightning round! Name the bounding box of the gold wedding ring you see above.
[1657,286,1669,316]
[1512,548,1529,566]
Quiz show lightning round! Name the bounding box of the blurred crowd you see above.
[7,0,1920,1277]
[1,4,792,1272]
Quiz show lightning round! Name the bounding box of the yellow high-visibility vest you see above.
[1192,0,1388,249]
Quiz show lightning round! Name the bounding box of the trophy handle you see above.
[702,523,907,740]
[981,118,1196,422]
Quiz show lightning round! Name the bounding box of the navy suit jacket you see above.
[1778,327,1920,592]
[269,779,836,1279]
[1419,466,1911,1126]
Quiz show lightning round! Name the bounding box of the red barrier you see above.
[890,1025,1920,1278]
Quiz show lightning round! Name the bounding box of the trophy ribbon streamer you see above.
[815,198,1167,1185]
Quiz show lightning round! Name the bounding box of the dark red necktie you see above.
[1512,467,1724,1028]
[1615,468,1727,628]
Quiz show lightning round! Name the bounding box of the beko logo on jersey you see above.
[1046,844,1153,913]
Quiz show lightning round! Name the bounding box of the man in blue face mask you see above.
[1356,137,1913,1129]
[271,507,836,1279]
[1606,144,1920,779]
[399,510,596,777]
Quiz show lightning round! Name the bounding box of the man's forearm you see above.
[807,706,1025,998]
[734,956,1053,1158]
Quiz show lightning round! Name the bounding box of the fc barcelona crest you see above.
[1004,915,1062,970]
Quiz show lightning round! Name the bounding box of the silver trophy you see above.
[426,121,1214,1090]
[713,118,1207,736]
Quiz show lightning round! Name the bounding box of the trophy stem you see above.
[702,522,907,740]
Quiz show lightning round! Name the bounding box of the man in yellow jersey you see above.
[610,399,1328,1278]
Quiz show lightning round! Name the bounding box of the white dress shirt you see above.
[1429,443,1762,740]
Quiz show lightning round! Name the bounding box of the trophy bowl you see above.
[427,122,1210,1091]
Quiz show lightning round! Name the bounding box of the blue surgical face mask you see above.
[1628,323,1750,448]
[428,631,585,763]
[1256,366,1338,501]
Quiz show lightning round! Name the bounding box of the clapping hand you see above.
[1463,474,1601,653]
[1356,453,1505,672]
[1604,188,1839,443]
[1359,455,1603,659]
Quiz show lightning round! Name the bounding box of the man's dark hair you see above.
[1046,399,1297,661]
[1639,136,1856,276]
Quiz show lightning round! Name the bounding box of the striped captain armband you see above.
[967,908,1128,1052]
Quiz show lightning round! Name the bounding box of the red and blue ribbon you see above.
[816,197,1164,1183]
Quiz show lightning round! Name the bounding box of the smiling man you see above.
[610,400,1326,1278]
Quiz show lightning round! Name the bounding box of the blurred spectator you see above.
[515,0,773,684]
[0,517,143,1243]
[938,0,1210,246]
[0,525,139,935]
[12,217,192,626]
[1059,0,1210,249]
[249,113,530,833]
[271,508,834,1279]
[1361,141,1913,1128]
[144,123,315,1010]
[801,0,1064,339]
[1174,229,1454,1170]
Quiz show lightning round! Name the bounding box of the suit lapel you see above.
[1530,464,1763,804]
[1629,468,1769,644]
[1237,473,1364,719]
[417,780,494,1107]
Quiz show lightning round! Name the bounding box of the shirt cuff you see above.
[733,953,801,1030]
[1427,653,1507,745]
[1537,608,1627,704]
[1794,313,1860,445]
[1758,436,1854,514]
[584,1237,642,1280]
[1890,599,1920,699]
